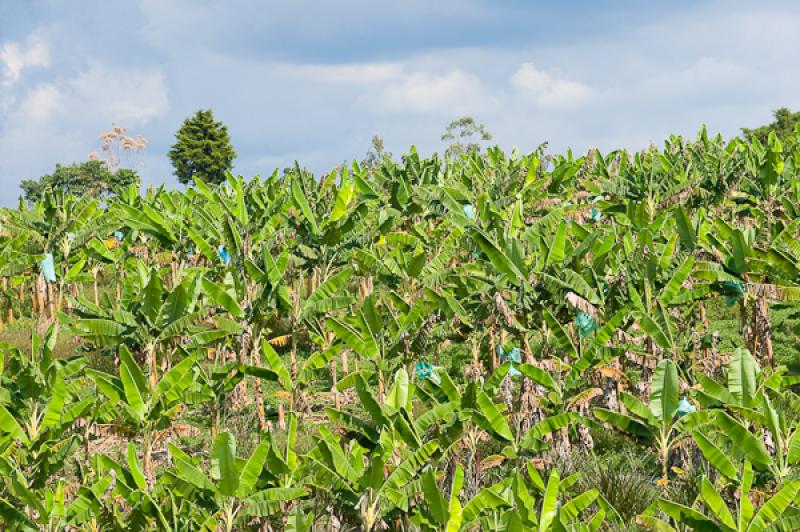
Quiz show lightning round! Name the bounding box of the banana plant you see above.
[85,445,178,529]
[0,469,117,531]
[694,219,800,366]
[307,423,439,531]
[244,337,333,430]
[640,461,800,531]
[595,358,702,482]
[1,189,116,317]
[0,324,92,490]
[72,264,204,386]
[458,466,604,531]
[692,348,800,486]
[331,368,465,459]
[162,431,306,531]
[87,345,197,485]
[411,464,466,531]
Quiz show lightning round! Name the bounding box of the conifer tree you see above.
[169,109,236,185]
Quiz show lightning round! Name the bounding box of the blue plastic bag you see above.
[218,245,231,266]
[677,396,696,417]
[463,204,475,219]
[415,361,441,385]
[40,253,56,283]
[576,312,597,338]
[722,280,744,306]
[114,231,124,240]
[497,346,521,376]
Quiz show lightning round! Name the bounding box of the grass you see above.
[0,316,81,359]
[705,298,800,372]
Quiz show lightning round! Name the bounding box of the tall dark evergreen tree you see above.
[168,109,236,185]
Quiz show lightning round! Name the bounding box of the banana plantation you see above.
[3,128,800,531]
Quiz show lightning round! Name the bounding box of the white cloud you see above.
[4,0,800,207]
[280,60,494,115]
[287,63,404,84]
[18,84,62,122]
[635,57,751,101]
[0,58,170,201]
[0,37,50,86]
[69,65,169,125]
[376,69,494,114]
[511,63,592,110]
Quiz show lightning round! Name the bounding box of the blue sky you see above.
[1,0,799,205]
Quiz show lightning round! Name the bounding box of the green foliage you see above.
[19,160,139,203]
[2,126,800,529]
[168,109,237,185]
[441,116,492,157]
[742,107,800,144]
[362,134,392,169]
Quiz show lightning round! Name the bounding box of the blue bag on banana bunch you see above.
[677,396,696,417]
[575,312,597,338]
[496,345,522,376]
[415,361,441,385]
[39,253,56,283]
[590,195,604,222]
[217,245,231,266]
[463,204,476,219]
[720,281,745,306]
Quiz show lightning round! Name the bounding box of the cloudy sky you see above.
[1,0,799,205]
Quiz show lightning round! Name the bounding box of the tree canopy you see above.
[361,134,392,169]
[742,107,800,144]
[19,160,139,203]
[441,116,492,157]
[168,109,237,186]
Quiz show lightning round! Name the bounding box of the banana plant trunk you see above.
[755,295,774,367]
[519,337,545,435]
[31,276,36,316]
[602,359,621,410]
[93,269,99,306]
[146,343,158,388]
[331,358,340,410]
[576,404,594,450]
[2,278,9,325]
[489,326,498,372]
[12,279,22,323]
[0,279,4,329]
[377,368,385,404]
[47,281,55,319]
[277,402,286,430]
[739,298,755,357]
[211,406,220,440]
[290,332,298,383]
[740,295,774,367]
[143,427,155,488]
[231,332,251,410]
[56,283,63,313]
[253,339,268,433]
[35,273,45,317]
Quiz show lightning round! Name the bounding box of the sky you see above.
[1,0,799,206]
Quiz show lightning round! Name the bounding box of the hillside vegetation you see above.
[1,128,800,530]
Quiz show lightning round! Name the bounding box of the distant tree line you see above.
[20,104,799,203]
[742,107,800,144]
